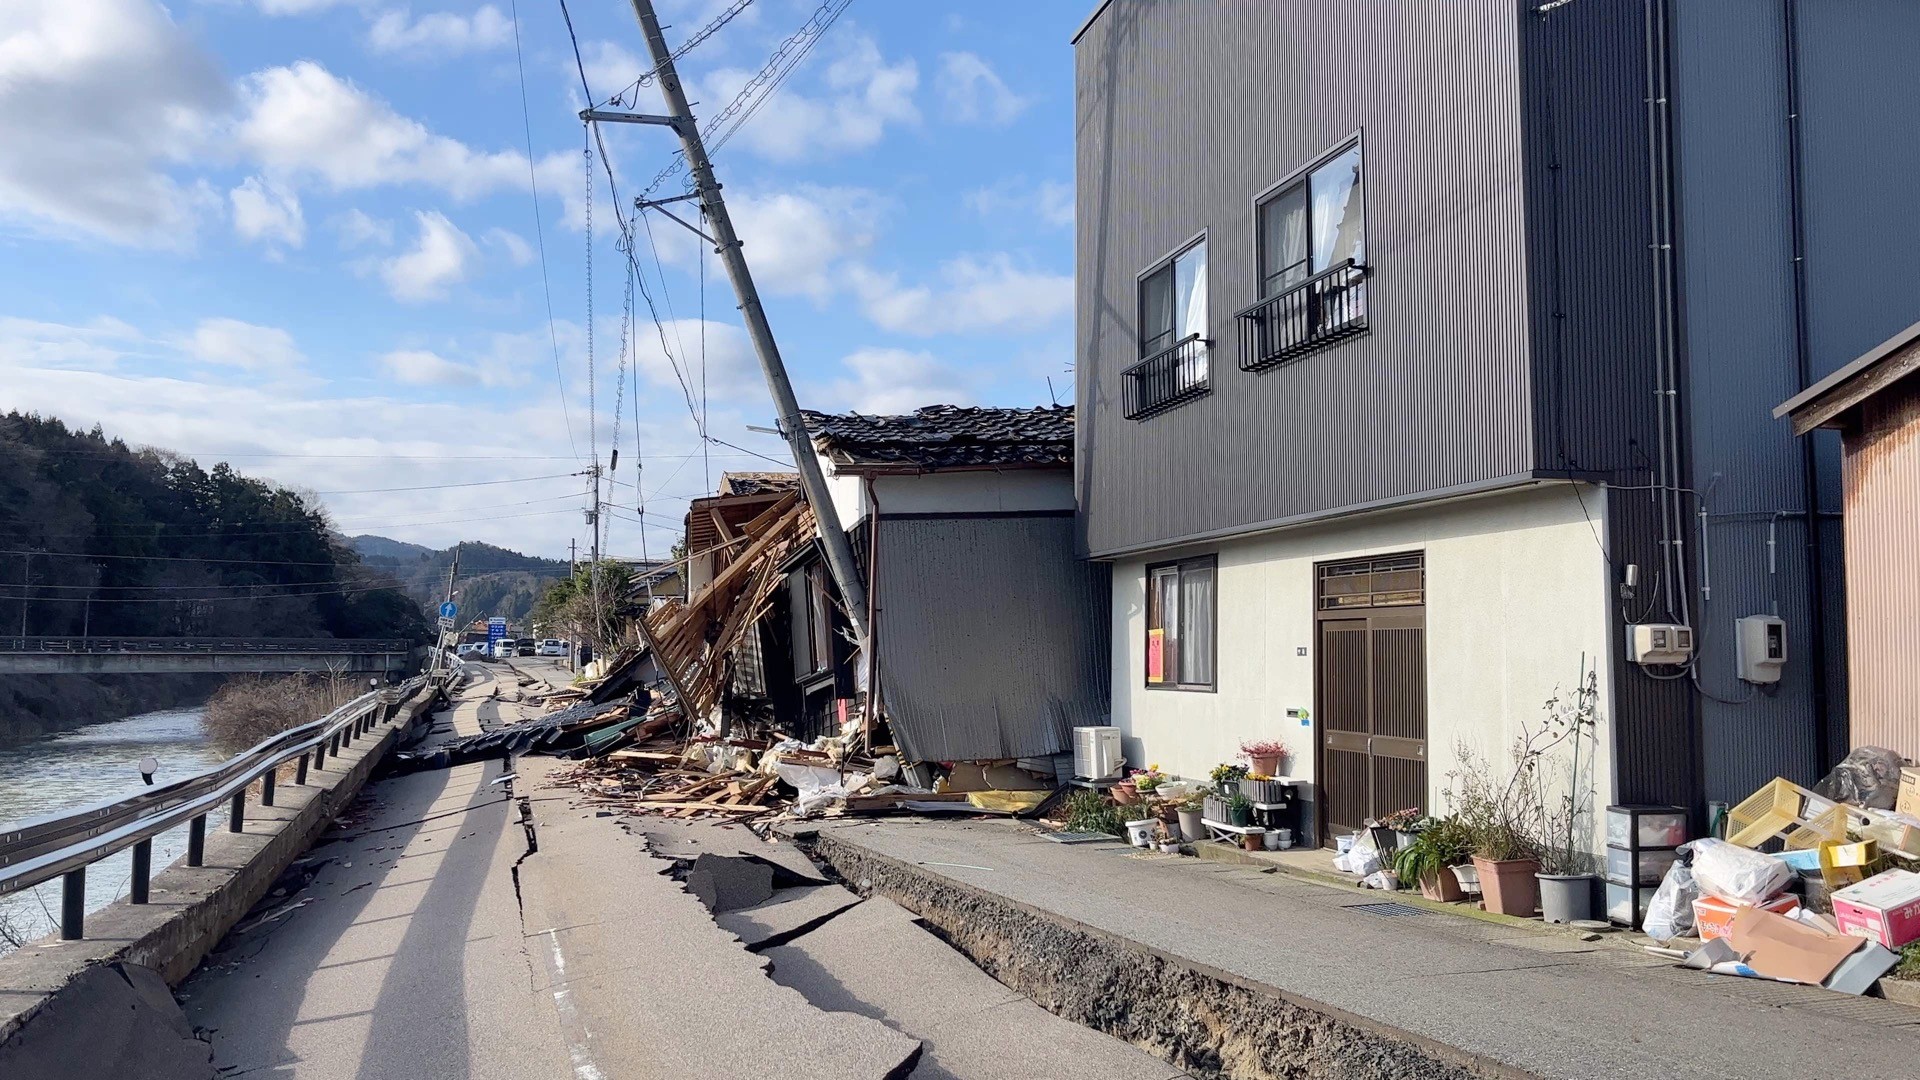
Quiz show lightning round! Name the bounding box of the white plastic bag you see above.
[1642,861,1699,941]
[1334,829,1383,876]
[1689,838,1791,904]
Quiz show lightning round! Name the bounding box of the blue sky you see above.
[0,0,1080,559]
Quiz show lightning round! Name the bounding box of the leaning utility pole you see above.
[620,0,871,648]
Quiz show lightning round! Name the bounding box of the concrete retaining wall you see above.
[0,686,438,1049]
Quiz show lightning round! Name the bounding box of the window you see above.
[1237,142,1369,371]
[1124,237,1210,419]
[789,562,835,677]
[1145,556,1216,689]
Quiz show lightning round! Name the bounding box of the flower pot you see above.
[1228,804,1252,827]
[1472,855,1541,917]
[1272,827,1293,849]
[1240,778,1286,803]
[1178,807,1206,842]
[1449,862,1482,895]
[1369,825,1401,856]
[1203,795,1228,823]
[1123,818,1156,847]
[1537,873,1596,924]
[1159,840,1181,854]
[1248,753,1283,776]
[1112,782,1140,806]
[1263,829,1283,851]
[1419,869,1467,903]
[1395,830,1420,850]
[1241,832,1263,851]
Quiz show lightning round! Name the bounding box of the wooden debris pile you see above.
[545,729,897,823]
[639,492,813,728]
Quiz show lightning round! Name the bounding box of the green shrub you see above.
[1063,790,1126,836]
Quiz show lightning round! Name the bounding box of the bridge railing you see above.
[0,674,426,941]
[0,637,410,654]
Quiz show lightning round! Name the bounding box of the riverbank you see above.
[0,673,222,745]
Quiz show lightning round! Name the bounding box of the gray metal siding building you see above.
[1076,0,1911,823]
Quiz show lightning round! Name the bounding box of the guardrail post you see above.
[61,867,85,939]
[314,739,326,770]
[261,767,276,807]
[131,838,152,904]
[188,814,206,865]
[296,752,309,784]
[229,790,245,833]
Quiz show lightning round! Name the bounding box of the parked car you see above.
[515,638,536,656]
[537,638,567,657]
[491,640,516,660]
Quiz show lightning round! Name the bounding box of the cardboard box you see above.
[1831,868,1920,948]
[1818,840,1877,890]
[1726,905,1864,986]
[1693,893,1800,942]
[1898,768,1920,818]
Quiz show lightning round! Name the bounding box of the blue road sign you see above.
[439,601,458,619]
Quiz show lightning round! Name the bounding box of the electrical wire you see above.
[508,0,582,463]
[592,0,757,108]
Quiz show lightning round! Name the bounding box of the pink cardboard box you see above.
[1831,868,1920,949]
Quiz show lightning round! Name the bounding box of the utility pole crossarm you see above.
[623,0,871,649]
[578,108,685,128]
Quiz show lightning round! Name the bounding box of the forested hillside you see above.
[351,538,568,625]
[0,412,429,642]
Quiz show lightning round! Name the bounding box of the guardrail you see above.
[0,674,427,941]
[0,637,410,655]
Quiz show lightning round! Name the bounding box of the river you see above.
[0,706,223,953]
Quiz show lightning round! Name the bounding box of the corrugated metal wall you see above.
[1074,0,1536,559]
[875,514,1111,763]
[1844,388,1920,758]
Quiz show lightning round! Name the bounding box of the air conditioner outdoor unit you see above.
[1073,726,1123,780]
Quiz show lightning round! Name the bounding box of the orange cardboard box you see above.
[1692,893,1799,941]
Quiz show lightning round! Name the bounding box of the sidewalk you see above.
[797,818,1920,1080]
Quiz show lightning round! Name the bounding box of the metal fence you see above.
[0,674,428,940]
[0,637,410,655]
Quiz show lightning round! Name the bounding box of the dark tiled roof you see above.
[800,405,1073,470]
[718,471,800,496]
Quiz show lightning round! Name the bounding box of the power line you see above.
[308,472,582,495]
[510,0,582,463]
[593,0,757,108]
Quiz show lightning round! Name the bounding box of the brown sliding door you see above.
[1315,553,1427,843]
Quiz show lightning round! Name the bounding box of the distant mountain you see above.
[351,537,569,626]
[348,534,434,561]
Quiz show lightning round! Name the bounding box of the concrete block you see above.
[0,962,212,1080]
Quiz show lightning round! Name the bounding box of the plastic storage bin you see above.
[1606,806,1687,848]
[1605,881,1660,926]
[1606,845,1679,886]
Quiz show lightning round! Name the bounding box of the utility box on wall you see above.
[1627,623,1694,666]
[1736,615,1787,683]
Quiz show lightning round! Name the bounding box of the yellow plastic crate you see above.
[1728,777,1848,850]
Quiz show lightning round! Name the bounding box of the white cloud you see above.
[368,6,512,57]
[229,175,305,248]
[235,61,542,200]
[578,40,644,100]
[824,347,972,414]
[935,52,1027,126]
[379,347,473,386]
[631,318,762,404]
[0,0,229,246]
[849,255,1072,336]
[965,178,1073,229]
[184,317,305,371]
[699,34,917,162]
[379,210,478,302]
[251,0,364,13]
[333,208,394,248]
[724,187,882,301]
[484,227,534,266]
[0,315,148,371]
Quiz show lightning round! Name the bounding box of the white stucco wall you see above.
[1109,483,1617,847]
[816,451,1076,528]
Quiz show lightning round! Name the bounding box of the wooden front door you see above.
[1315,554,1427,842]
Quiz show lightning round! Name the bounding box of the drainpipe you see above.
[1782,0,1835,772]
[861,477,883,752]
[1641,0,1681,622]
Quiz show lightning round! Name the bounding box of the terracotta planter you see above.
[1472,855,1541,917]
[1241,832,1264,851]
[1112,781,1139,805]
[1248,753,1283,776]
[1419,869,1467,903]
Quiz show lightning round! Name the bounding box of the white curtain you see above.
[1179,563,1214,685]
[1172,241,1208,388]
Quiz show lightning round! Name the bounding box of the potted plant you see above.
[1111,778,1140,805]
[1241,830,1264,851]
[1533,668,1602,924]
[1209,762,1249,790]
[1241,773,1287,804]
[1132,765,1166,797]
[1391,815,1473,902]
[1226,790,1253,827]
[1371,807,1422,853]
[1449,745,1540,917]
[1239,738,1289,777]
[1121,803,1156,847]
[1177,790,1207,842]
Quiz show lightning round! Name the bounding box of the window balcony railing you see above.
[1235,259,1369,373]
[1121,333,1211,420]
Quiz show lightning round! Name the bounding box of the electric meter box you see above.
[1736,615,1787,683]
[1628,623,1694,666]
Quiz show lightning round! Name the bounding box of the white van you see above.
[491,640,517,660]
[537,639,567,657]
